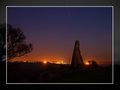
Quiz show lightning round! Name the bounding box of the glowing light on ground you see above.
[56,61,66,64]
[56,62,60,64]
[43,60,47,64]
[23,61,27,63]
[85,61,90,65]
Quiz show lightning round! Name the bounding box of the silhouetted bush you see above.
[88,60,98,68]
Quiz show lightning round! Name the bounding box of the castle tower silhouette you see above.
[71,40,84,69]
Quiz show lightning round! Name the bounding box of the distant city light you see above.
[43,60,47,64]
[85,61,90,65]
[56,61,65,64]
[23,61,27,63]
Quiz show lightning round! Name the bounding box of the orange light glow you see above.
[23,61,26,63]
[56,61,65,64]
[43,60,47,64]
[56,61,61,64]
[85,61,90,65]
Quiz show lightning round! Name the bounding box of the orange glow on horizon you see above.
[56,61,66,64]
[56,61,61,64]
[43,60,47,64]
[10,55,111,65]
[23,60,27,63]
[84,61,90,65]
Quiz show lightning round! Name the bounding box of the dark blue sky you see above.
[7,7,112,65]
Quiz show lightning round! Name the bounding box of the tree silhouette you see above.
[0,24,32,61]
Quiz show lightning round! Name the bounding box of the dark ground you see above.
[6,62,112,83]
[0,61,119,85]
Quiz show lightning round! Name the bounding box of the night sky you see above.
[7,7,112,65]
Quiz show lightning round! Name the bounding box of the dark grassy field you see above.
[6,62,112,83]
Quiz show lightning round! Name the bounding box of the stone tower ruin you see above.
[71,40,84,69]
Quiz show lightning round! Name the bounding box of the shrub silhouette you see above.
[88,60,98,68]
